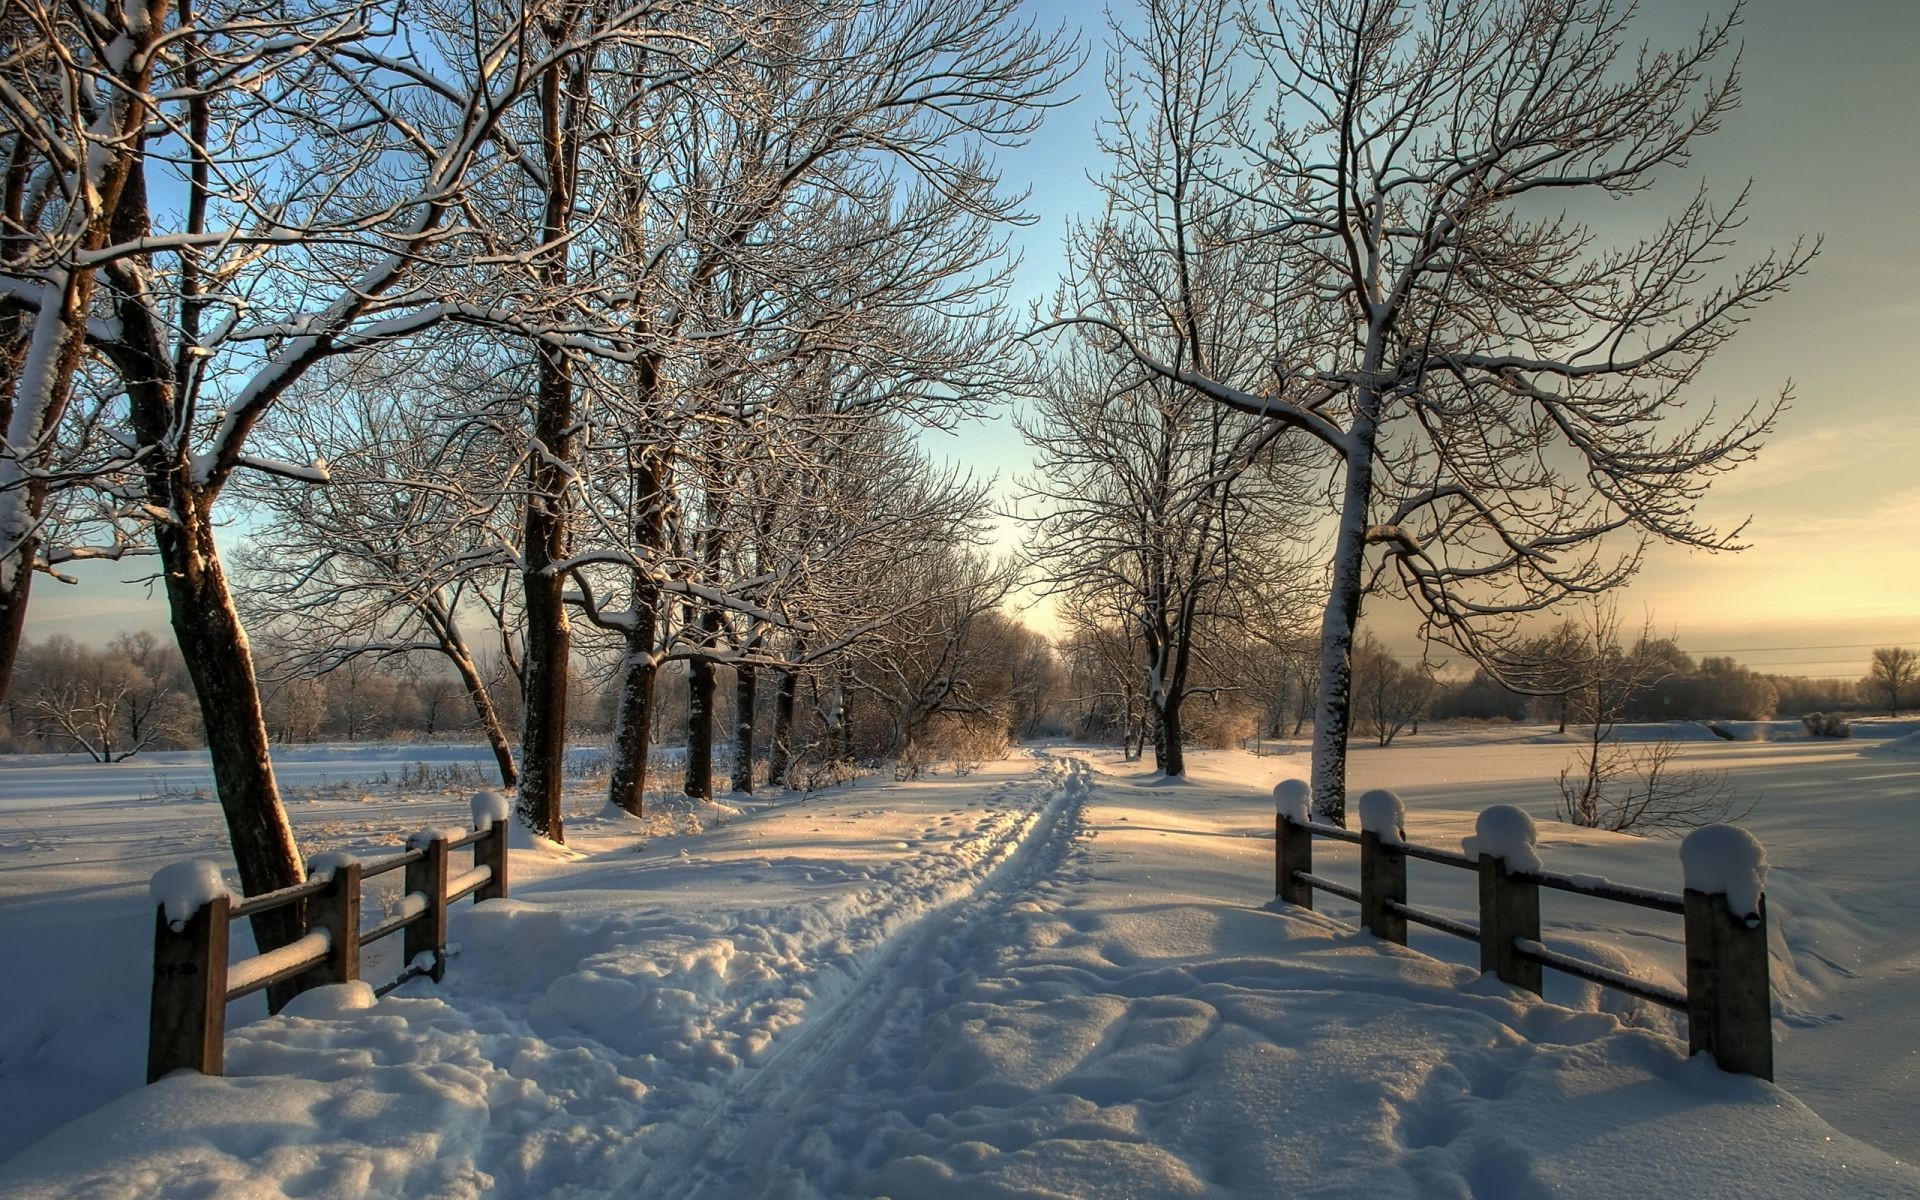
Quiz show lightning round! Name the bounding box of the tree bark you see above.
[1310,386,1382,827]
[732,659,757,793]
[605,618,658,816]
[679,622,718,798]
[515,19,590,841]
[1159,696,1185,776]
[767,662,798,788]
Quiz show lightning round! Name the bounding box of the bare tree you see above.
[1028,0,1316,776]
[1060,0,1810,822]
[1868,647,1918,718]
[238,357,524,786]
[1555,601,1744,835]
[1349,632,1431,747]
[15,634,186,760]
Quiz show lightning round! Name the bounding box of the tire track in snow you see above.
[631,751,1093,1200]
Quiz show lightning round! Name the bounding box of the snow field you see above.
[0,730,1916,1197]
[654,749,1917,1198]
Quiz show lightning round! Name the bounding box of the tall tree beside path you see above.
[1,0,714,979]
[1060,0,1812,823]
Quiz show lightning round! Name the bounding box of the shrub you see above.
[1801,711,1852,738]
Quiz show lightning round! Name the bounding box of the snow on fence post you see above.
[1681,825,1774,1080]
[1358,790,1408,946]
[1465,806,1543,996]
[304,854,361,990]
[471,792,510,903]
[1273,780,1313,908]
[147,861,231,1082]
[405,830,451,983]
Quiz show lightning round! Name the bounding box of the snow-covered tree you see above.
[1063,0,1810,821]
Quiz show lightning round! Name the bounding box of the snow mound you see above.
[1357,788,1406,845]
[1861,729,1920,756]
[1682,824,1768,918]
[278,981,376,1018]
[1462,805,1542,872]
[469,790,511,829]
[304,851,357,883]
[505,818,587,860]
[148,860,229,928]
[1271,778,1310,822]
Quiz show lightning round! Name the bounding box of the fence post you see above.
[475,819,508,903]
[405,831,450,983]
[1476,854,1541,994]
[1680,824,1773,1080]
[304,857,361,991]
[1273,780,1313,908]
[148,892,230,1083]
[1358,789,1408,946]
[1360,831,1408,945]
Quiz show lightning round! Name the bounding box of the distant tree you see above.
[1349,634,1433,747]
[16,636,186,761]
[1556,602,1744,835]
[1868,648,1918,717]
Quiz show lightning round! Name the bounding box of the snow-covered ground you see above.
[0,729,1915,1197]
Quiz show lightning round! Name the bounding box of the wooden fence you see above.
[1274,797,1773,1079]
[148,815,508,1083]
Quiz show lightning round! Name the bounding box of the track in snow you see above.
[628,751,1093,1199]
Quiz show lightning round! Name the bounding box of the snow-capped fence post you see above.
[405,830,451,983]
[1358,790,1408,946]
[1467,807,1543,996]
[1681,825,1774,1080]
[471,792,511,904]
[476,818,509,903]
[304,855,362,990]
[147,862,232,1082]
[1273,780,1313,907]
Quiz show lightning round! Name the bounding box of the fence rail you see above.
[1272,789,1772,1080]
[148,809,509,1083]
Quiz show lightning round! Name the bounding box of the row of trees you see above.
[2,0,1074,985]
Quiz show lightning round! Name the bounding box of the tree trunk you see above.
[685,642,715,801]
[447,643,517,789]
[1159,696,1185,776]
[605,616,658,816]
[1310,386,1382,827]
[518,507,571,839]
[767,662,798,788]
[0,561,32,708]
[161,498,308,1008]
[515,28,588,841]
[732,660,757,793]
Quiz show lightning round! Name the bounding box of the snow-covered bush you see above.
[1801,711,1852,738]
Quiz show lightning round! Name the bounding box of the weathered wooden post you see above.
[1681,825,1774,1080]
[1273,779,1313,908]
[305,853,362,990]
[147,861,232,1082]
[471,792,511,904]
[1358,789,1408,946]
[1466,806,1542,996]
[405,830,451,983]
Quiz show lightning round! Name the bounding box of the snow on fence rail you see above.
[146,793,512,1082]
[1270,781,1773,1079]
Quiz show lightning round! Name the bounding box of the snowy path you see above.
[633,755,1093,1199]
